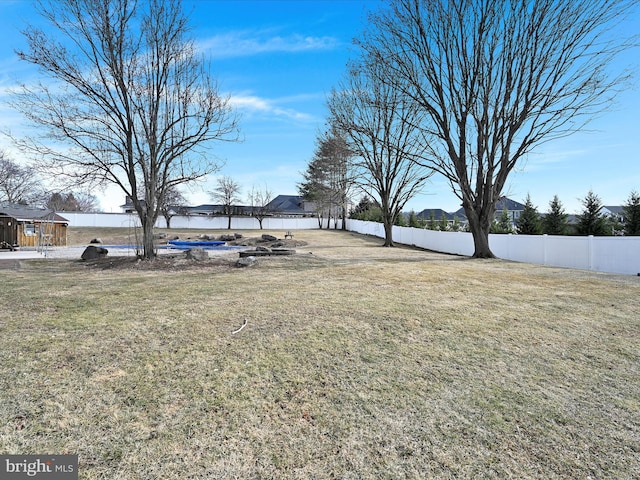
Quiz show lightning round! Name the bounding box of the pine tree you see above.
[408,210,421,228]
[575,190,609,235]
[491,207,513,234]
[350,196,372,219]
[516,194,542,234]
[542,195,569,235]
[427,211,437,230]
[623,190,640,235]
[451,215,461,232]
[439,212,449,231]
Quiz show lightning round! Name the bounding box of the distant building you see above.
[120,194,317,217]
[493,197,526,223]
[265,195,309,216]
[0,204,69,248]
[602,205,625,223]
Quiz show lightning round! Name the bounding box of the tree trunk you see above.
[141,214,156,260]
[382,219,394,247]
[466,212,495,258]
[227,215,232,229]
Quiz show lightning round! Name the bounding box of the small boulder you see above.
[220,234,236,241]
[185,248,209,261]
[81,245,108,260]
[255,246,271,252]
[234,233,243,239]
[89,238,102,244]
[261,234,277,242]
[236,256,257,268]
[271,240,285,248]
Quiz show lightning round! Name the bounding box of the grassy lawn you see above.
[1,228,639,478]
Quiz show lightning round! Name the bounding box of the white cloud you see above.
[229,93,315,122]
[197,30,340,59]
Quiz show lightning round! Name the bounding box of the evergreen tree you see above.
[542,195,569,235]
[350,196,373,219]
[623,190,640,235]
[408,210,421,228]
[439,212,449,231]
[427,211,437,230]
[575,190,609,235]
[491,207,513,234]
[451,215,461,232]
[516,194,542,234]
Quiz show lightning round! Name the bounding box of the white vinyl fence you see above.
[61,212,326,230]
[347,219,640,276]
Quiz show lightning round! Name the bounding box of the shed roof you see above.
[0,205,69,223]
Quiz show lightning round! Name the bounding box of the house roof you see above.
[495,197,526,211]
[182,204,257,215]
[603,206,624,216]
[265,195,307,214]
[448,197,524,218]
[0,204,69,223]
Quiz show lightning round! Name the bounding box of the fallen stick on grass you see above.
[231,319,247,335]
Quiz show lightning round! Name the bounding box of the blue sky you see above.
[1,0,639,214]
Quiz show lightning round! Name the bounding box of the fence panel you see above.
[348,219,640,275]
[591,237,640,275]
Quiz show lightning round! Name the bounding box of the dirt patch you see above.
[81,254,237,271]
[0,259,21,270]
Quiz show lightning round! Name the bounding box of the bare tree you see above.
[248,184,273,229]
[74,192,100,212]
[45,191,99,211]
[159,185,187,229]
[362,0,637,257]
[210,176,242,229]
[10,0,239,259]
[0,151,43,205]
[328,57,433,246]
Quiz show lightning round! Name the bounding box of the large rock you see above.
[236,256,257,267]
[81,245,108,260]
[261,234,278,242]
[185,248,209,261]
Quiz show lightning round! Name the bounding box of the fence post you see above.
[588,235,594,271]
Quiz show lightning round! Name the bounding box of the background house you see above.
[265,195,310,216]
[0,205,69,248]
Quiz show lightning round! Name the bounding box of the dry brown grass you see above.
[1,228,639,478]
